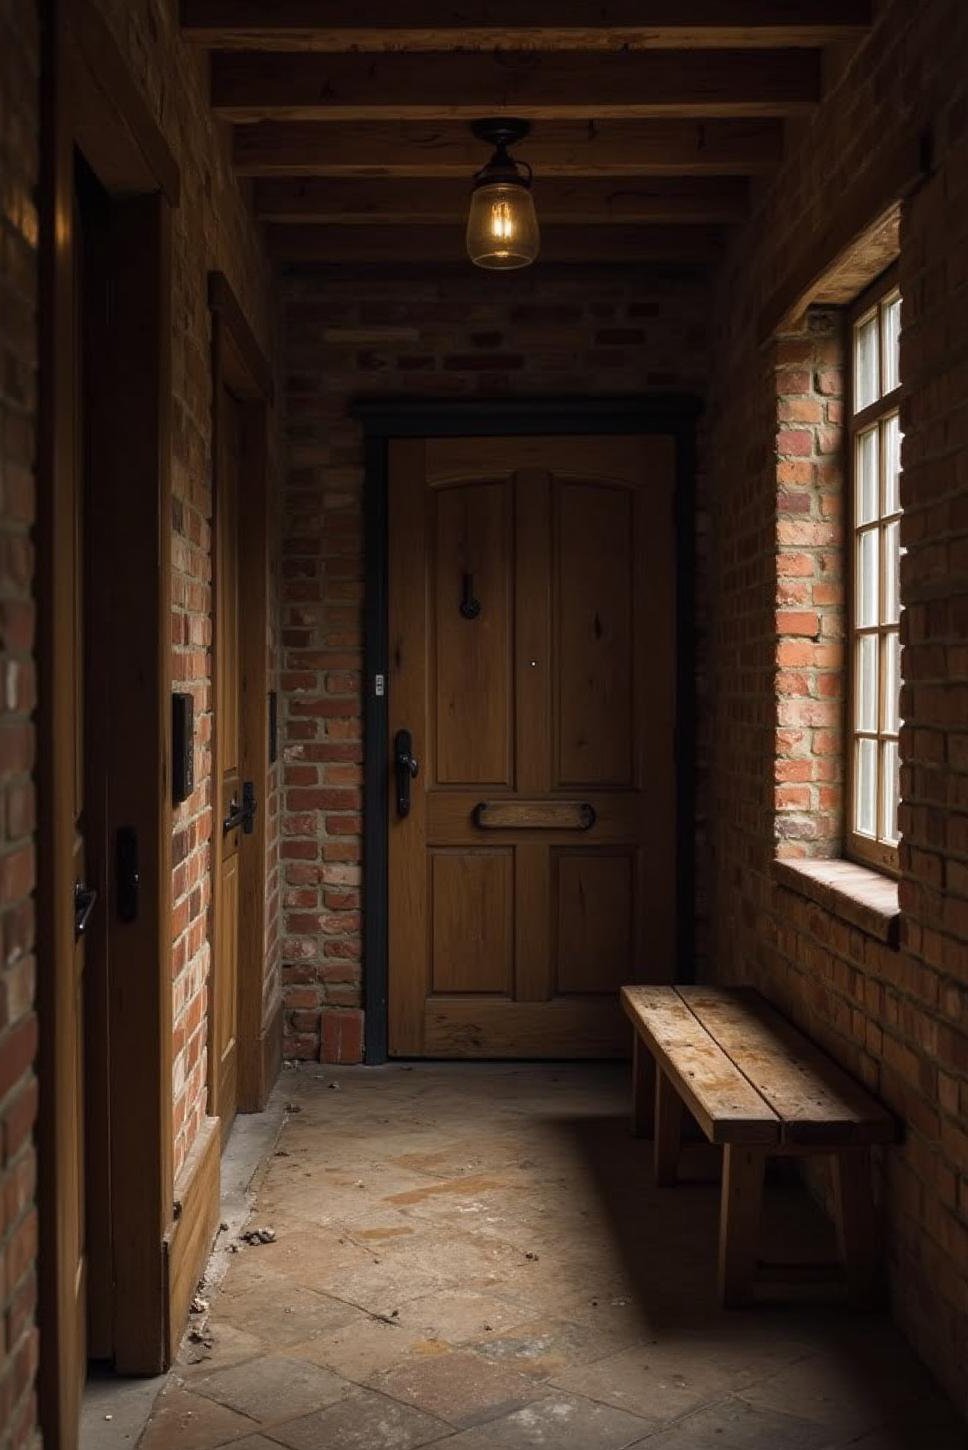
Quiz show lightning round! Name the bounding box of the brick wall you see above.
[0,0,39,1441]
[280,267,711,1061]
[88,0,280,1175]
[707,0,968,1414]
[773,314,846,856]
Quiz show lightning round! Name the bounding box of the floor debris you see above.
[240,1226,277,1245]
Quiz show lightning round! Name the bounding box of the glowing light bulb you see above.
[467,182,539,269]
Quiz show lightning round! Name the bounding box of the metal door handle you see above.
[394,729,419,817]
[74,881,98,939]
[223,780,258,835]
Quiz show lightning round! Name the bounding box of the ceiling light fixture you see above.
[466,118,540,271]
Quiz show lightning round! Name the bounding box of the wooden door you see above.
[388,434,677,1058]
[39,180,92,1450]
[64,190,90,1422]
[41,11,178,1412]
[77,158,112,1365]
[214,386,244,1131]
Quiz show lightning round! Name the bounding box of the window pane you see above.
[849,285,903,858]
[883,630,901,735]
[881,739,900,844]
[854,311,879,411]
[856,634,878,733]
[855,737,877,837]
[884,413,901,514]
[883,518,901,624]
[857,529,879,627]
[882,294,901,394]
[856,427,879,524]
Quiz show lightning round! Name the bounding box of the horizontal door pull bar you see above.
[473,800,596,831]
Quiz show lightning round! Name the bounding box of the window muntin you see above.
[848,280,902,873]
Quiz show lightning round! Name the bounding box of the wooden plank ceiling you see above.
[182,2,874,267]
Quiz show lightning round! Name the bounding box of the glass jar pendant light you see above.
[466,118,540,270]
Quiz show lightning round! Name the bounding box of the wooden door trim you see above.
[66,0,181,206]
[208,272,276,1120]
[37,0,179,1425]
[354,396,701,1065]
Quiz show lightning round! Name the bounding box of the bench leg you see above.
[631,1035,656,1139]
[718,1145,766,1308]
[832,1149,879,1307]
[653,1068,683,1186]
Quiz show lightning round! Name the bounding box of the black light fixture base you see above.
[470,117,531,149]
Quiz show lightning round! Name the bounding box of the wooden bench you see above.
[621,984,897,1308]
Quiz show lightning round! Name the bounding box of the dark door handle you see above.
[394,729,419,817]
[223,780,258,836]
[74,881,98,939]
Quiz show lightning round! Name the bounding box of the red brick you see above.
[776,611,820,637]
[319,1008,364,1065]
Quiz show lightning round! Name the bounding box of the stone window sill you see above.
[773,857,900,947]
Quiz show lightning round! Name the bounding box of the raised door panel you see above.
[556,481,635,788]
[434,480,512,787]
[431,849,513,995]
[555,851,634,995]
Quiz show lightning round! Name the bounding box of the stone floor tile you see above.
[550,1291,661,1343]
[369,1349,546,1429]
[394,1288,535,1345]
[188,1353,353,1423]
[737,1351,929,1437]
[547,1334,765,1426]
[284,1316,450,1382]
[219,1439,284,1450]
[180,1322,265,1375]
[215,1282,360,1346]
[326,1251,461,1317]
[378,1226,534,1290]
[136,1386,257,1450]
[469,1315,634,1379]
[341,1215,421,1246]
[265,1386,453,1450]
[436,1391,655,1449]
[237,1226,382,1290]
[640,1396,833,1449]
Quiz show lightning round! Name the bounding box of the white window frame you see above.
[847,267,902,875]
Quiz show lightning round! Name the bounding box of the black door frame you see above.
[354,396,701,1064]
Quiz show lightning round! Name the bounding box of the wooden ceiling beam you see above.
[212,49,821,122]
[183,1,872,51]
[268,222,723,265]
[253,176,749,225]
[234,118,784,178]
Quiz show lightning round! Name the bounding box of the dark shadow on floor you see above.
[539,1091,964,1447]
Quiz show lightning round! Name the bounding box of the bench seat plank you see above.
[621,986,780,1146]
[677,986,896,1147]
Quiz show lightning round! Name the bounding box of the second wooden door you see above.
[388,433,678,1058]
[214,386,244,1132]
